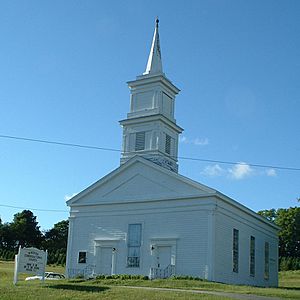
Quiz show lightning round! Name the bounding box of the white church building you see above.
[66,20,279,287]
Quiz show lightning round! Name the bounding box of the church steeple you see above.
[143,18,163,75]
[120,19,183,173]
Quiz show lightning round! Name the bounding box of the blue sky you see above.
[0,0,299,230]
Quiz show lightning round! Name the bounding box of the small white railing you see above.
[67,264,95,278]
[150,264,175,279]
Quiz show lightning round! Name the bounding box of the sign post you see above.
[13,247,47,285]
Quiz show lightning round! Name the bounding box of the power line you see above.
[0,134,120,153]
[0,133,299,171]
[0,204,68,213]
[178,156,300,171]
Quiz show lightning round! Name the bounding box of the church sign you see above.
[13,247,47,285]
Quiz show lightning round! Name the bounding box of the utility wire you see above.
[0,133,299,171]
[0,134,120,153]
[178,156,300,171]
[0,204,68,213]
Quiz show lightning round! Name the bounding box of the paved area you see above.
[118,285,283,300]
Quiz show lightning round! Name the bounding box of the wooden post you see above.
[13,254,19,285]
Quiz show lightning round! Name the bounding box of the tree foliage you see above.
[0,210,68,265]
[41,220,69,265]
[43,220,69,250]
[10,210,43,249]
[258,206,300,270]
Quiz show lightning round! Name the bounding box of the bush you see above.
[95,274,149,280]
[0,249,15,261]
[280,257,300,271]
[171,275,203,281]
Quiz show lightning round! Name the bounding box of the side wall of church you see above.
[214,199,278,287]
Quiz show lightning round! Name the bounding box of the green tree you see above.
[10,210,43,249]
[0,222,16,250]
[42,220,68,265]
[258,206,300,270]
[43,220,68,250]
[276,207,300,258]
[257,209,277,223]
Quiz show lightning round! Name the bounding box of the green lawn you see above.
[1,260,300,299]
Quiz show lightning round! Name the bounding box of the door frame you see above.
[150,238,177,269]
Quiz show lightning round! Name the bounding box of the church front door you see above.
[96,247,112,275]
[157,246,172,269]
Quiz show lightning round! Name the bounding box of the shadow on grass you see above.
[48,284,110,293]
[279,286,300,291]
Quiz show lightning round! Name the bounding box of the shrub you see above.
[171,275,203,281]
[280,257,300,271]
[94,274,149,280]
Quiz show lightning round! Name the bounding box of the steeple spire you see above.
[143,18,163,75]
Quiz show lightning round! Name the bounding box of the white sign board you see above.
[18,247,47,274]
[14,247,47,285]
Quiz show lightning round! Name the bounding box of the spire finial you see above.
[143,18,163,75]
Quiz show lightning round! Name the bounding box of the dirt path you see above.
[117,285,283,300]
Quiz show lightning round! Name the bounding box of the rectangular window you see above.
[135,132,145,151]
[127,224,142,268]
[78,251,87,264]
[165,134,171,155]
[264,242,269,280]
[232,229,239,273]
[250,236,255,276]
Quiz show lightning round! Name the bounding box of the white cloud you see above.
[64,193,78,201]
[202,164,224,177]
[228,162,253,180]
[266,168,277,177]
[202,163,277,180]
[179,136,188,143]
[179,135,209,146]
[193,137,209,146]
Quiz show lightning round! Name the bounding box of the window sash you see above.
[127,247,140,267]
[128,224,142,246]
[232,229,239,273]
[250,236,255,276]
[127,256,140,268]
[264,242,270,280]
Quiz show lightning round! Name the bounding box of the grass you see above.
[1,260,300,299]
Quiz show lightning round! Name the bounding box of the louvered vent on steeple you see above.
[135,132,146,151]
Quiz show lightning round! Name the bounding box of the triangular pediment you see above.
[67,156,216,206]
[102,173,177,200]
